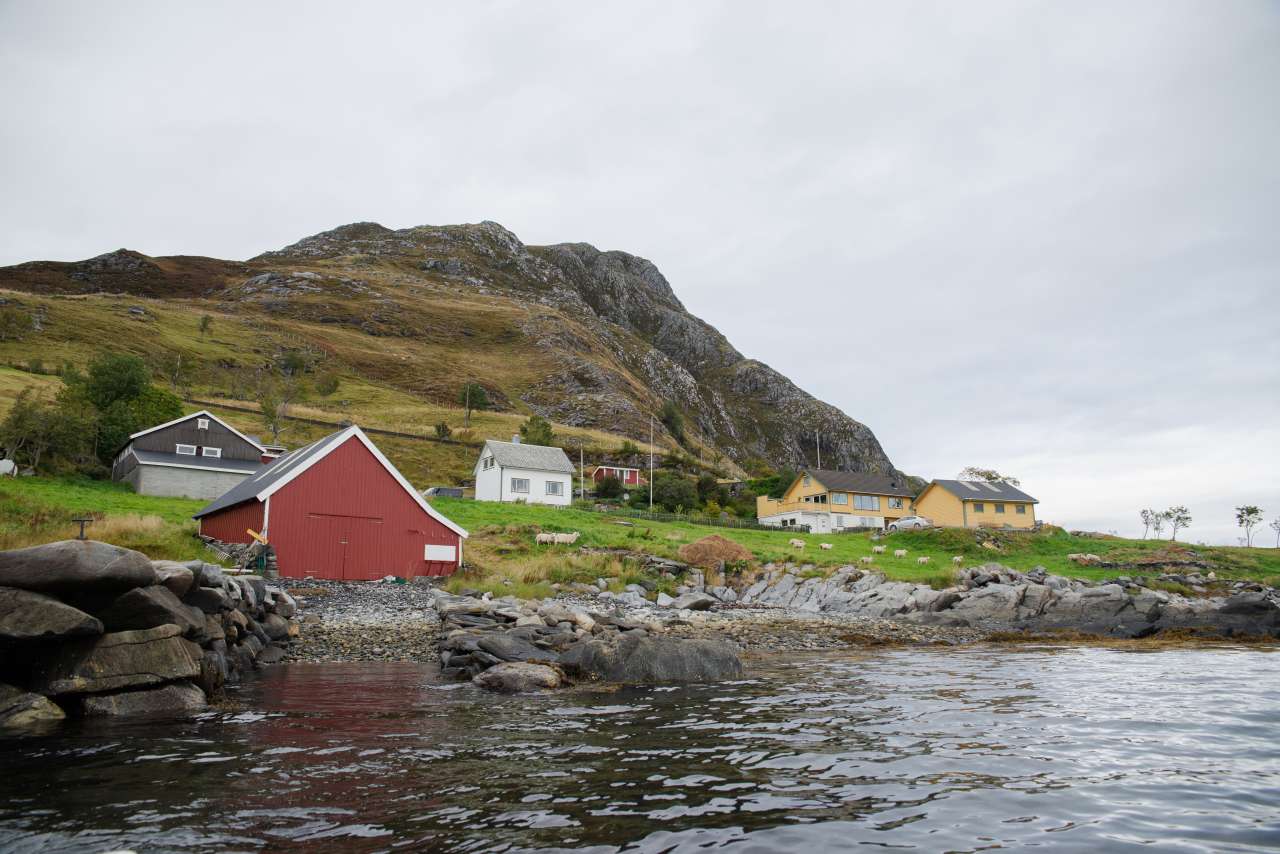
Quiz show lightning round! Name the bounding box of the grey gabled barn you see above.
[112,410,269,499]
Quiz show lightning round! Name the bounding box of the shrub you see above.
[314,372,340,396]
[519,414,555,446]
[597,475,624,499]
[652,473,697,512]
[434,421,452,439]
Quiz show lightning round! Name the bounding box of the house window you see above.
[832,492,848,505]
[995,503,1005,514]
[196,418,210,430]
[201,447,222,458]
[175,444,196,456]
[973,502,985,513]
[546,481,563,496]
[482,456,494,470]
[511,478,529,494]
[802,475,811,486]
[1016,504,1027,515]
[888,497,904,509]
[854,495,880,511]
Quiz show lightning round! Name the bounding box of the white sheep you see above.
[917,556,931,565]
[859,556,874,565]
[952,556,964,565]
[535,532,556,545]
[893,549,908,558]
[871,545,887,554]
[553,532,581,545]
[819,543,833,550]
[789,538,806,549]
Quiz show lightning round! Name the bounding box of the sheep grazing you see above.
[917,556,931,565]
[789,538,806,549]
[871,545,887,554]
[951,556,964,565]
[536,531,581,545]
[859,556,874,565]
[819,543,833,550]
[893,549,908,558]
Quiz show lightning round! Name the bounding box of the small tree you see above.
[958,466,1021,487]
[1271,517,1280,549]
[434,421,452,439]
[1151,511,1166,539]
[314,372,340,396]
[198,314,212,339]
[1139,508,1156,540]
[1235,505,1264,547]
[652,473,697,512]
[696,473,719,504]
[659,401,684,443]
[1165,506,1192,541]
[596,475,624,500]
[458,383,489,428]
[619,439,639,457]
[519,414,555,446]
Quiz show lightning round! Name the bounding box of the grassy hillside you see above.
[4,477,1276,599]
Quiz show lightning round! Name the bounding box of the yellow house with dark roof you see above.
[756,469,915,533]
[912,479,1038,529]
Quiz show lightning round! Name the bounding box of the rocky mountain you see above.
[0,221,898,477]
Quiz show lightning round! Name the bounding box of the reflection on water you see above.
[1,645,1278,852]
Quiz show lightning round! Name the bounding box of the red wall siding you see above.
[266,437,461,580]
[198,500,264,544]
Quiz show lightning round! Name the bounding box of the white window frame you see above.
[175,444,197,456]
[545,480,564,496]
[832,492,848,505]
[201,447,222,458]
[854,494,881,511]
[511,477,530,494]
[888,497,904,509]
[482,456,494,470]
[196,418,210,430]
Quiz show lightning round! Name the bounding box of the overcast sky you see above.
[2,1,1277,544]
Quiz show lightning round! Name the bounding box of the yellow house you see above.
[912,480,1038,529]
[757,470,915,533]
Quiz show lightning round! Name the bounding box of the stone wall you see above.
[0,540,299,731]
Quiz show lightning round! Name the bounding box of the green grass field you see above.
[3,477,1276,593]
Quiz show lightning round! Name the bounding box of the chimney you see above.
[512,435,520,444]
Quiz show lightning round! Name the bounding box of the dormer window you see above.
[202,447,221,458]
[196,418,210,430]
[176,444,197,456]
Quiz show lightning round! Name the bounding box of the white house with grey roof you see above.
[473,438,574,506]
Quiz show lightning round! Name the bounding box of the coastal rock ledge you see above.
[0,540,301,732]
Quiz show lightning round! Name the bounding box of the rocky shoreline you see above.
[0,540,300,731]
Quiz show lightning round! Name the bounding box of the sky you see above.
[1,1,1277,544]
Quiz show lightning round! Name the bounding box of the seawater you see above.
[1,645,1277,852]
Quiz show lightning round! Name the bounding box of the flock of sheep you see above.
[787,537,963,566]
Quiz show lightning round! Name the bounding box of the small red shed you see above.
[194,426,467,580]
[589,465,642,487]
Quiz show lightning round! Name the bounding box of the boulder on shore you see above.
[0,682,66,729]
[0,540,156,594]
[28,623,203,695]
[0,586,103,642]
[560,632,743,684]
[81,681,207,716]
[98,586,204,636]
[473,662,564,693]
[151,561,195,597]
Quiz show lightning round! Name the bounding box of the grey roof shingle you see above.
[931,479,1038,503]
[132,450,264,475]
[805,470,915,497]
[193,430,339,518]
[481,440,574,474]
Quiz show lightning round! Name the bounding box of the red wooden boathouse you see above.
[194,425,467,580]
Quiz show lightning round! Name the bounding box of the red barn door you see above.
[305,512,385,580]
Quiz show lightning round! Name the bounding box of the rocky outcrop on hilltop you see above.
[0,541,298,731]
[257,220,900,474]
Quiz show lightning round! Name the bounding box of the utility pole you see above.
[579,447,584,501]
[649,413,655,510]
[816,429,822,469]
[464,383,471,429]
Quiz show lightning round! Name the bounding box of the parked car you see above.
[887,516,932,532]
